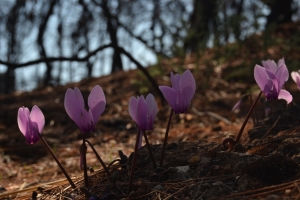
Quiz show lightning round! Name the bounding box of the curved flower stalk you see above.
[17,105,75,188]
[128,94,158,192]
[159,69,196,167]
[291,70,300,91]
[159,70,196,114]
[254,59,292,104]
[64,85,106,187]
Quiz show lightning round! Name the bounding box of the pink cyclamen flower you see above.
[291,70,300,91]
[64,85,106,133]
[129,94,158,131]
[17,105,45,144]
[254,59,292,104]
[129,94,158,148]
[159,70,196,114]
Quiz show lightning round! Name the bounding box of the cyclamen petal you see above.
[275,64,289,88]
[64,88,83,128]
[262,60,277,73]
[17,107,30,135]
[136,96,148,131]
[30,105,45,134]
[146,94,158,130]
[278,89,293,104]
[129,96,139,122]
[291,71,300,90]
[159,86,177,110]
[88,85,106,124]
[254,65,269,92]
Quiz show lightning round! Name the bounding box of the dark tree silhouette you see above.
[262,0,295,28]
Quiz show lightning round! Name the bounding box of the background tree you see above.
[0,0,299,94]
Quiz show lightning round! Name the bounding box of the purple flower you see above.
[159,70,196,114]
[254,59,292,104]
[291,70,300,91]
[129,94,158,131]
[17,105,45,144]
[64,85,106,133]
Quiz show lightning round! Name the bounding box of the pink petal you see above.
[278,89,293,104]
[30,105,45,134]
[262,60,277,73]
[17,107,30,136]
[291,71,300,89]
[88,85,106,124]
[64,88,83,128]
[180,70,196,105]
[136,96,148,131]
[171,74,181,92]
[74,87,85,111]
[80,109,94,133]
[275,64,289,88]
[278,58,285,67]
[129,96,139,122]
[159,86,176,110]
[145,94,158,129]
[254,65,269,92]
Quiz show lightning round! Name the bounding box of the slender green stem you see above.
[235,91,262,143]
[128,127,141,194]
[143,130,157,169]
[85,140,111,177]
[82,133,89,187]
[38,134,76,188]
[159,109,173,167]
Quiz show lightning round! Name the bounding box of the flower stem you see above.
[38,134,76,188]
[143,130,157,169]
[235,91,262,143]
[128,127,141,194]
[248,95,256,124]
[82,134,89,187]
[159,109,173,167]
[85,140,111,177]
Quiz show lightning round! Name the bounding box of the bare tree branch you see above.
[0,43,163,104]
[0,44,114,69]
[38,0,56,86]
[116,46,164,105]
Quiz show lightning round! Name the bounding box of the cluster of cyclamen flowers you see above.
[17,69,196,191]
[16,58,300,192]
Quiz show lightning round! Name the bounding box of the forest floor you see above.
[2,23,300,199]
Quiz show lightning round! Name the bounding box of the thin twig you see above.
[235,91,262,144]
[191,106,231,125]
[163,184,189,200]
[85,140,111,176]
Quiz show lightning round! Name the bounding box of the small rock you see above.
[188,155,200,164]
[152,185,164,191]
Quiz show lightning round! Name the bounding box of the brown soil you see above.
[2,30,300,199]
